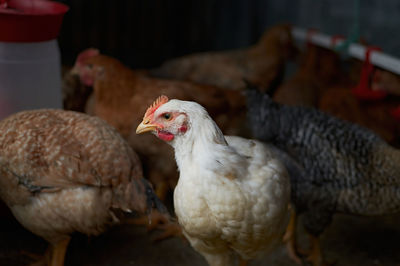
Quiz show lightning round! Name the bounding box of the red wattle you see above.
[157,131,174,141]
[179,125,187,133]
[81,74,94,87]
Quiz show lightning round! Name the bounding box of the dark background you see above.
[56,0,400,68]
[1,1,400,265]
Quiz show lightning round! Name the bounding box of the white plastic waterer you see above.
[0,0,69,119]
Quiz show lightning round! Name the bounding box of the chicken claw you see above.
[304,234,335,266]
[125,210,185,242]
[24,237,70,266]
[283,206,303,265]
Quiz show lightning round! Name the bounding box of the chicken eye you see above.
[163,113,172,120]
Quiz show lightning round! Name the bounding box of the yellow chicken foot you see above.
[49,238,71,266]
[29,237,71,266]
[125,210,168,230]
[305,234,333,266]
[283,206,303,265]
[151,220,184,242]
[125,210,185,242]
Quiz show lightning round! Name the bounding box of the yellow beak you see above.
[136,120,158,134]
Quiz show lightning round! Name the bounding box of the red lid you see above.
[0,0,69,42]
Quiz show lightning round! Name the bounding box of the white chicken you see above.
[136,96,290,266]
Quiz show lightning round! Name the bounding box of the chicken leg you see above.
[29,237,71,266]
[283,206,303,265]
[125,211,185,242]
[49,237,71,266]
[304,234,333,266]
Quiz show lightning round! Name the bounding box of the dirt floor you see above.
[0,203,400,266]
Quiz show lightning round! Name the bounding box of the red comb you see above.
[76,48,100,64]
[144,95,169,118]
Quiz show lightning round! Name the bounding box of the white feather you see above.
[154,100,291,266]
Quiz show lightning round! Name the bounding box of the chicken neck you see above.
[171,111,248,182]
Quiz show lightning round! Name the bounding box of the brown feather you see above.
[0,109,156,244]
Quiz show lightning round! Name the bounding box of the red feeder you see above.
[352,46,387,101]
[331,34,345,48]
[0,0,69,42]
[0,0,69,119]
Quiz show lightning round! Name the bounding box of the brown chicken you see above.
[273,45,319,107]
[273,44,346,107]
[151,24,295,92]
[319,87,400,147]
[0,109,164,266]
[62,66,93,112]
[372,68,400,96]
[71,49,248,203]
[318,59,400,147]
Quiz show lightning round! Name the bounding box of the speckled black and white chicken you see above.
[246,88,400,266]
[0,109,165,266]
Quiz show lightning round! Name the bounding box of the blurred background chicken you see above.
[70,49,249,203]
[318,60,400,147]
[273,44,348,107]
[62,66,93,112]
[246,88,400,266]
[0,109,165,266]
[272,45,320,107]
[136,96,291,266]
[271,42,400,148]
[318,87,400,147]
[372,68,400,96]
[150,24,296,92]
